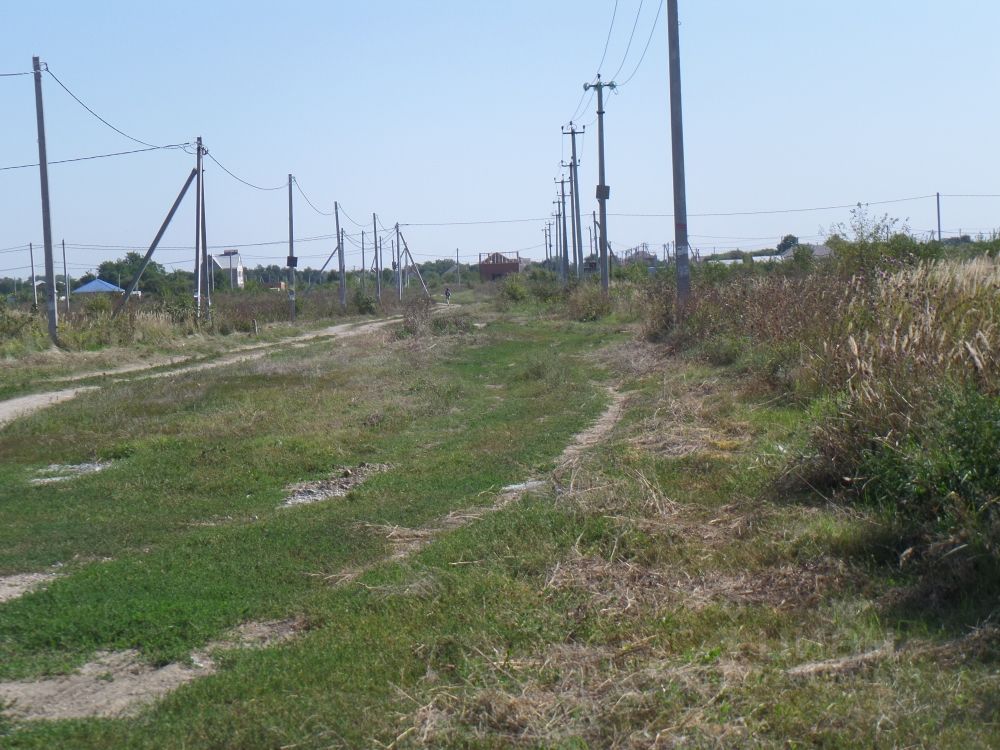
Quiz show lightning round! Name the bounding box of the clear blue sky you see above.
[2,0,998,279]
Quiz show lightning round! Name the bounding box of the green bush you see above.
[856,387,1000,556]
[566,283,611,322]
[498,275,528,302]
[352,288,378,315]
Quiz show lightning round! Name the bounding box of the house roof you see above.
[779,243,833,260]
[74,278,125,293]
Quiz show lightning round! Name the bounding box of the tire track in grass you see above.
[0,386,625,721]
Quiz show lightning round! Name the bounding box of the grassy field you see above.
[0,301,996,748]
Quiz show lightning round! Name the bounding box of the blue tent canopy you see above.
[74,278,125,294]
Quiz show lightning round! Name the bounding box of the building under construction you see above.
[478,252,526,282]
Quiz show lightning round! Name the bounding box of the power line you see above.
[401,216,548,227]
[43,64,164,149]
[0,144,190,172]
[337,203,367,228]
[617,0,664,87]
[0,71,33,77]
[569,0,619,122]
[610,0,646,80]
[610,194,936,218]
[292,177,335,215]
[205,152,285,191]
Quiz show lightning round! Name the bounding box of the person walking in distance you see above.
[444,286,452,305]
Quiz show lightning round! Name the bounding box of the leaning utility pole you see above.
[557,177,570,282]
[564,122,586,278]
[334,202,346,309]
[287,174,296,322]
[584,76,615,294]
[32,56,58,343]
[667,0,691,312]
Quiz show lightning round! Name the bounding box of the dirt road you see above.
[0,317,399,430]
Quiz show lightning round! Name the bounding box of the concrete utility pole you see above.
[557,177,571,282]
[200,142,210,319]
[564,122,586,278]
[667,0,691,312]
[395,223,403,301]
[584,75,615,294]
[287,174,296,322]
[552,204,564,282]
[561,161,579,277]
[333,202,346,309]
[373,213,382,302]
[29,243,38,306]
[114,168,199,318]
[194,136,204,319]
[936,192,942,242]
[62,239,69,315]
[32,56,58,343]
[543,224,550,262]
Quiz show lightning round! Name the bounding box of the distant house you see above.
[212,251,245,289]
[479,252,526,282]
[74,279,126,294]
[779,243,833,261]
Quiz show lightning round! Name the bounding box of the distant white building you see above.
[212,250,245,289]
[779,243,833,261]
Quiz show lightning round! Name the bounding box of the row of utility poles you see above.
[27,52,434,338]
[547,0,691,311]
[549,76,615,295]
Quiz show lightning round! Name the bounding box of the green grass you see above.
[1,310,996,748]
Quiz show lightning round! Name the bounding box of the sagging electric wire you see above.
[206,152,285,191]
[0,144,192,172]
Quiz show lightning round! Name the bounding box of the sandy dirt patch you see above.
[0,387,99,430]
[0,619,302,721]
[0,572,60,604]
[29,461,111,485]
[281,463,390,508]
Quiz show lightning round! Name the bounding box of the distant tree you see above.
[777,234,799,254]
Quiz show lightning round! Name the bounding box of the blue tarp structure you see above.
[74,279,125,294]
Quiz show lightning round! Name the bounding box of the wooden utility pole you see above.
[31,56,58,343]
[287,173,296,322]
[584,76,615,295]
[667,0,691,312]
[361,230,366,293]
[456,248,461,287]
[29,243,37,306]
[564,123,585,278]
[373,213,381,303]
